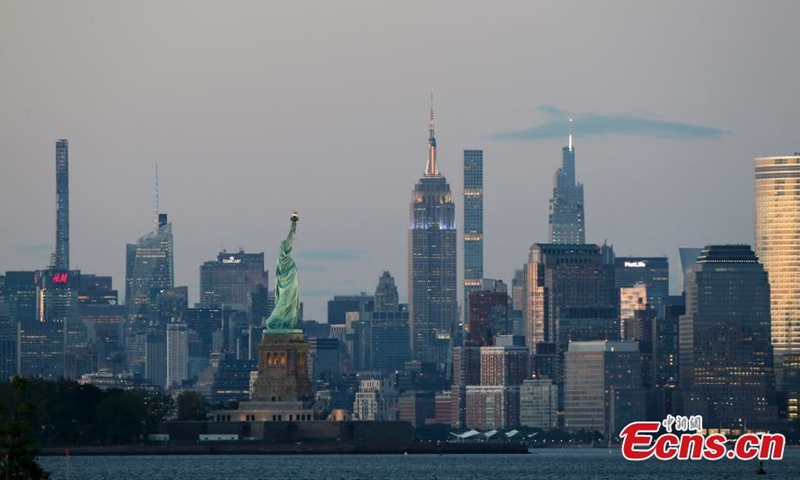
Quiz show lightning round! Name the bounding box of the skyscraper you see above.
[614,256,669,315]
[199,250,268,309]
[467,281,509,347]
[374,271,399,312]
[755,155,800,396]
[523,244,617,357]
[548,120,585,244]
[166,320,189,390]
[463,149,484,322]
[126,212,174,328]
[679,245,776,426]
[15,141,80,379]
[408,94,457,369]
[55,139,70,270]
[679,247,702,295]
[326,293,374,325]
[564,340,642,438]
[3,272,36,379]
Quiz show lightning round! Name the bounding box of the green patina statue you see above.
[264,211,301,332]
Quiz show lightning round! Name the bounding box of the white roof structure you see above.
[450,429,481,440]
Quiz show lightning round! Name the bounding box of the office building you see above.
[374,271,399,312]
[308,338,339,386]
[451,346,481,428]
[654,296,683,388]
[4,272,35,375]
[548,120,585,244]
[679,247,702,294]
[199,250,268,309]
[563,340,641,438]
[166,321,189,390]
[195,352,258,404]
[369,310,411,372]
[0,301,16,380]
[480,345,529,386]
[17,270,81,379]
[465,385,520,430]
[463,149,484,323]
[467,280,509,346]
[78,274,118,305]
[156,286,188,324]
[520,378,559,429]
[523,243,618,379]
[679,245,776,427]
[352,378,398,421]
[145,326,167,390]
[81,303,125,372]
[327,293,374,325]
[614,257,668,314]
[126,213,174,328]
[398,390,436,428]
[408,96,457,369]
[755,155,800,396]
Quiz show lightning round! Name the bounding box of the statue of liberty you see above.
[264,211,301,332]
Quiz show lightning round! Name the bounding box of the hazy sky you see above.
[2,1,799,321]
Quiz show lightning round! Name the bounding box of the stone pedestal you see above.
[251,331,312,402]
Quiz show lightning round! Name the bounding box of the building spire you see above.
[568,118,573,152]
[425,90,439,177]
[153,164,159,234]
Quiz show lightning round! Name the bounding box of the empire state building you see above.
[408,94,457,371]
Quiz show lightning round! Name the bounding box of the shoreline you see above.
[40,441,529,456]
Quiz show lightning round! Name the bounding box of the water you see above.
[39,448,798,480]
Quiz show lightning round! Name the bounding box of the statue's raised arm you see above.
[264,212,301,332]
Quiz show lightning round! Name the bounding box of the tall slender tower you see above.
[755,154,800,406]
[409,93,458,370]
[463,150,484,327]
[55,139,69,270]
[548,120,585,244]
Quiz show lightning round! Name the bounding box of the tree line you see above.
[0,378,210,446]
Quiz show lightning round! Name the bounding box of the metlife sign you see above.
[624,261,647,268]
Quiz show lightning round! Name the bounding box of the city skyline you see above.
[2,2,800,321]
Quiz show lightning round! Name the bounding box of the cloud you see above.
[295,249,366,262]
[14,244,52,254]
[490,105,727,142]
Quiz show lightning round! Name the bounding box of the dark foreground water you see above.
[39,448,799,480]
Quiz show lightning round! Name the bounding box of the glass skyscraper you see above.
[408,97,457,370]
[548,121,585,244]
[755,155,800,394]
[463,150,484,323]
[126,213,174,328]
[678,245,776,426]
[55,139,69,270]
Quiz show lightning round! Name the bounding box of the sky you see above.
[1,1,799,322]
